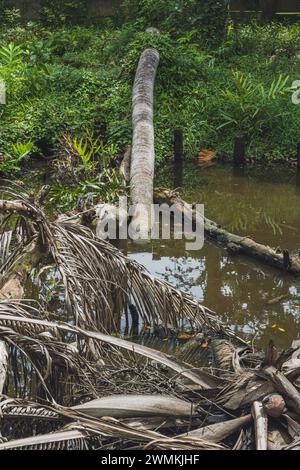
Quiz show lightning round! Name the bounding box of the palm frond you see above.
[0,303,225,389]
[0,186,244,345]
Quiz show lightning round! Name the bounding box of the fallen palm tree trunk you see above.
[130,48,160,236]
[154,189,300,276]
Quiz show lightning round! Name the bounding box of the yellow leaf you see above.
[271,324,277,328]
[177,333,193,340]
[197,149,216,168]
[278,328,285,333]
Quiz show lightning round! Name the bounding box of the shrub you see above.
[121,0,229,46]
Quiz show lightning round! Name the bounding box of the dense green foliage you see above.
[0,4,300,183]
[122,0,228,45]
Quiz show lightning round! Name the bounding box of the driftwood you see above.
[130,48,160,235]
[252,401,268,450]
[154,189,300,276]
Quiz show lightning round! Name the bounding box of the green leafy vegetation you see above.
[0,3,299,180]
[50,131,127,212]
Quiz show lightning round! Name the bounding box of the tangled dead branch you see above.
[0,186,299,450]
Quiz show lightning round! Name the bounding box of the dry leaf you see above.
[177,333,193,340]
[197,149,216,168]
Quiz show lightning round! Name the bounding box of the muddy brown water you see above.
[128,164,300,351]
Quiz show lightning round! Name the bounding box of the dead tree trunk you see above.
[154,189,300,277]
[130,48,160,238]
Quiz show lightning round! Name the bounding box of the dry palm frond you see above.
[0,185,244,345]
[72,394,196,418]
[0,425,92,450]
[0,397,60,420]
[0,398,226,450]
[0,303,224,389]
[0,230,12,265]
[42,218,245,343]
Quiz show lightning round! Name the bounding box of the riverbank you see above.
[1,19,300,177]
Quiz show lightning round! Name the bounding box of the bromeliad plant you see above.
[51,131,127,212]
[0,141,34,173]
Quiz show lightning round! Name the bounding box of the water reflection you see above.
[129,164,300,350]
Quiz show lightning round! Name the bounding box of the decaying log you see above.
[252,401,268,450]
[0,200,34,218]
[154,189,300,276]
[263,366,300,415]
[130,48,160,236]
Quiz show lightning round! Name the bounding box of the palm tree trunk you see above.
[130,47,160,238]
